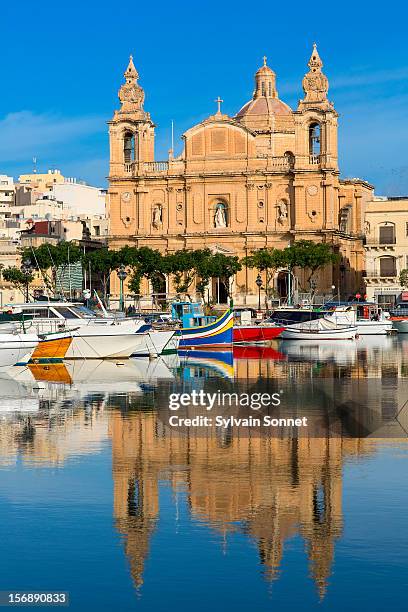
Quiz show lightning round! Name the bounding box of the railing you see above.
[267,156,290,170]
[123,161,170,174]
[365,271,398,279]
[309,154,320,165]
[365,238,396,246]
[144,161,169,172]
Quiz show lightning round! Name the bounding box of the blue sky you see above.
[1,0,408,194]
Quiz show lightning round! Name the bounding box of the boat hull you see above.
[391,318,408,333]
[233,325,285,343]
[0,334,39,368]
[178,310,233,348]
[31,332,73,361]
[131,330,177,356]
[66,330,147,359]
[280,326,358,340]
[356,320,393,335]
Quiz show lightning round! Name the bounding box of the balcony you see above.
[365,272,398,283]
[309,154,321,165]
[124,161,171,175]
[365,238,396,246]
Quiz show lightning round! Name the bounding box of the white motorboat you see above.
[2,303,176,358]
[0,332,39,369]
[327,304,393,336]
[280,314,357,341]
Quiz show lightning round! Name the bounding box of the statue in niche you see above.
[364,220,371,235]
[152,204,162,228]
[214,203,227,228]
[277,200,288,224]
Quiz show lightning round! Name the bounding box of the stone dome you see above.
[235,57,292,120]
[236,97,292,118]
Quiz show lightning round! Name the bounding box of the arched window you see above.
[268,82,272,97]
[214,202,228,228]
[309,122,321,156]
[379,256,397,277]
[124,131,137,163]
[261,81,266,96]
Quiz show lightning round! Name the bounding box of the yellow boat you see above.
[30,331,73,362]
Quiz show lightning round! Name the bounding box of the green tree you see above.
[197,253,241,302]
[2,266,34,299]
[242,248,286,303]
[22,242,82,295]
[283,240,338,293]
[83,248,122,302]
[124,247,165,304]
[166,249,212,297]
[400,269,408,288]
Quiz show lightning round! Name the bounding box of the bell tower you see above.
[296,44,338,171]
[108,55,155,178]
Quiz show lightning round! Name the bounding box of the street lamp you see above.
[255,273,263,311]
[286,243,292,306]
[117,265,128,312]
[21,258,32,302]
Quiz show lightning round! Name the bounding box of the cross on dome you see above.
[214,96,224,114]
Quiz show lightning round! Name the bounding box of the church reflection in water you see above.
[110,410,375,597]
[0,337,407,599]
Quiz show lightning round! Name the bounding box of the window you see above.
[406,222,408,237]
[94,226,100,236]
[379,256,396,277]
[309,122,321,156]
[54,306,81,319]
[261,81,266,96]
[379,224,395,244]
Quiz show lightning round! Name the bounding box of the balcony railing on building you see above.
[365,238,396,247]
[122,154,320,176]
[366,271,398,279]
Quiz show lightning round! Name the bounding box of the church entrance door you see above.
[277,271,290,299]
[212,278,228,305]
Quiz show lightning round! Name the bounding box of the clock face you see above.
[121,191,131,203]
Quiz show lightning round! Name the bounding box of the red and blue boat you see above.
[171,302,233,348]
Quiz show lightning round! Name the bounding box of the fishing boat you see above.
[171,302,233,348]
[233,324,285,343]
[279,314,357,340]
[0,332,39,369]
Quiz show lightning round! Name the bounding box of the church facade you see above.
[108,46,373,305]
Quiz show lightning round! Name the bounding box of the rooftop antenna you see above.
[32,156,37,174]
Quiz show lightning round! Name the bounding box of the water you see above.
[0,336,407,611]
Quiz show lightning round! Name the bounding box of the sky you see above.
[1,0,408,195]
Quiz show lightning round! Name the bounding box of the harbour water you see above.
[0,336,407,611]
